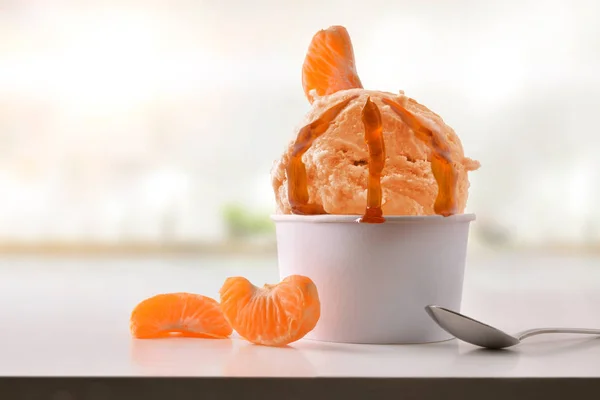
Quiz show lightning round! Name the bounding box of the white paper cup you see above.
[271,213,475,344]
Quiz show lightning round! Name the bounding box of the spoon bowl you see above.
[425,305,519,349]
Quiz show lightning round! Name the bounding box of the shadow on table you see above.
[295,337,460,354]
[294,341,378,353]
[452,346,520,372]
[453,335,600,373]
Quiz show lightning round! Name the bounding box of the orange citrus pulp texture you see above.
[302,25,363,103]
[130,293,232,339]
[219,275,321,347]
[130,275,321,347]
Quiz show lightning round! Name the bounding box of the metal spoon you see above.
[425,305,600,349]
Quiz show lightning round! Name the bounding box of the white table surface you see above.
[1,251,600,378]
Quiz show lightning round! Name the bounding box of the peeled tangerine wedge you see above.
[219,275,321,347]
[302,25,363,103]
[130,293,232,339]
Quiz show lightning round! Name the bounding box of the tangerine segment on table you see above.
[302,25,363,104]
[219,275,321,347]
[130,293,232,339]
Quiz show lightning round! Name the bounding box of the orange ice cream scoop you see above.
[272,26,479,218]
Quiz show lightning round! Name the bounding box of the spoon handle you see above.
[516,328,600,341]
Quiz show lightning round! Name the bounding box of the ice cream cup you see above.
[271,213,475,344]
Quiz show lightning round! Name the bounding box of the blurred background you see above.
[0,0,599,258]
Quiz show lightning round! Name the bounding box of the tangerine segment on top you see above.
[130,293,232,339]
[302,25,363,104]
[219,275,321,347]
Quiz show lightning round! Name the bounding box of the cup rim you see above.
[270,213,476,224]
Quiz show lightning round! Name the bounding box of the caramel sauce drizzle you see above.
[287,95,358,215]
[287,95,456,222]
[381,98,458,216]
[358,97,386,223]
